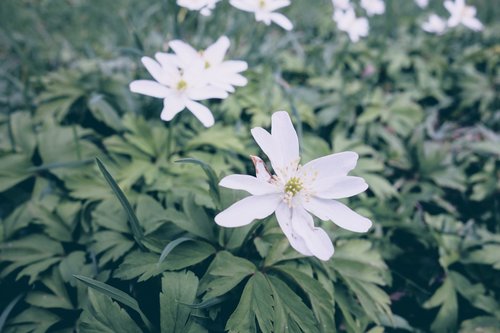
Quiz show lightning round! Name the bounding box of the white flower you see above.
[333,8,369,42]
[177,0,221,16]
[422,14,447,34]
[215,111,372,261]
[415,0,429,8]
[360,0,385,16]
[169,36,248,93]
[331,0,352,10]
[444,0,483,31]
[229,0,294,31]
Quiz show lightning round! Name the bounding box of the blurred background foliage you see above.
[0,0,499,332]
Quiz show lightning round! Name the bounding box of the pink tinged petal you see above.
[303,151,359,180]
[447,15,461,27]
[304,197,372,233]
[271,111,300,170]
[314,176,369,199]
[129,80,170,98]
[187,86,228,100]
[160,97,185,121]
[219,174,278,195]
[204,36,230,65]
[270,12,294,31]
[291,206,334,261]
[275,203,313,256]
[444,0,455,13]
[184,100,215,127]
[251,155,272,182]
[463,17,483,31]
[214,194,281,227]
[251,127,276,163]
[141,57,170,86]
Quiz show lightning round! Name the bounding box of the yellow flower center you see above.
[204,61,211,69]
[284,177,303,196]
[259,0,266,8]
[176,79,187,90]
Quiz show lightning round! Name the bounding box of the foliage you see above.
[1,0,499,332]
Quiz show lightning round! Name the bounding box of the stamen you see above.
[284,177,303,196]
[176,79,187,90]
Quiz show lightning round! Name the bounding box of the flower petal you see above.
[251,127,276,163]
[219,174,278,195]
[169,40,202,69]
[304,197,372,233]
[204,36,230,65]
[185,100,215,127]
[160,97,185,121]
[129,80,170,98]
[270,12,293,31]
[187,86,228,100]
[141,57,170,86]
[215,194,281,227]
[314,176,369,199]
[302,151,358,180]
[271,111,300,172]
[275,202,313,256]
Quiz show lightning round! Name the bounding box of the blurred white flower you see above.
[360,0,385,16]
[415,0,429,8]
[215,111,372,261]
[129,37,248,127]
[333,8,369,42]
[169,36,248,93]
[331,0,351,10]
[229,0,293,31]
[444,0,483,31]
[422,14,447,34]
[177,0,221,16]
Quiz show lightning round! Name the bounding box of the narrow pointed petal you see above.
[229,0,257,12]
[275,202,313,256]
[184,100,215,127]
[141,57,170,86]
[271,111,300,170]
[129,80,170,98]
[219,174,278,195]
[187,86,228,100]
[270,12,293,31]
[204,36,230,65]
[267,0,291,11]
[215,194,281,227]
[169,40,201,68]
[160,97,185,121]
[463,17,483,31]
[251,155,272,182]
[251,127,276,163]
[304,197,372,233]
[303,151,359,180]
[291,207,334,261]
[314,176,369,199]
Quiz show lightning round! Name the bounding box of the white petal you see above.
[219,174,278,195]
[204,36,230,65]
[185,100,215,127]
[267,0,291,12]
[129,80,170,98]
[302,151,358,180]
[275,202,313,256]
[154,53,181,76]
[187,86,228,100]
[160,97,185,121]
[251,127,276,163]
[314,176,368,199]
[291,206,334,261]
[141,57,170,86]
[215,194,281,227]
[271,111,300,171]
[463,17,483,31]
[304,197,372,233]
[219,60,248,73]
[169,40,202,68]
[270,12,293,31]
[251,155,272,182]
[229,0,256,12]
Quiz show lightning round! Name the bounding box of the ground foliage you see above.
[0,0,499,332]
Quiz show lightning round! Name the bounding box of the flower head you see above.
[422,14,447,35]
[129,37,247,127]
[177,0,221,16]
[331,0,352,10]
[334,8,369,43]
[360,0,385,16]
[444,0,483,31]
[215,111,372,261]
[229,0,294,31]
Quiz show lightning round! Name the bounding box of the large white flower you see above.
[331,0,352,10]
[333,8,369,43]
[169,36,248,93]
[229,0,293,31]
[422,14,447,35]
[444,0,483,31]
[177,0,221,16]
[360,0,385,16]
[215,111,372,261]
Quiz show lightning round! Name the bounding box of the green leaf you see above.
[160,271,199,333]
[0,295,22,332]
[175,158,221,208]
[158,237,194,265]
[95,157,146,250]
[7,307,60,333]
[423,276,458,333]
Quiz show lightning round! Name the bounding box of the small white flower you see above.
[422,14,447,34]
[229,0,294,31]
[360,0,385,16]
[215,111,372,261]
[444,0,483,31]
[169,36,248,93]
[415,0,429,8]
[177,0,221,16]
[333,8,369,43]
[331,0,352,10]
